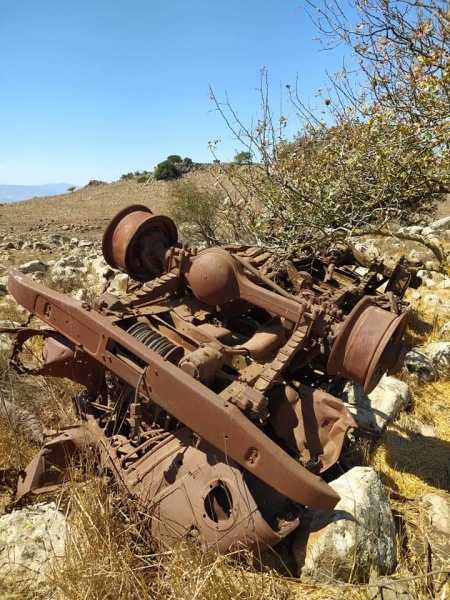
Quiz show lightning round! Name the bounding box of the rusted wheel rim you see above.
[102,204,152,270]
[102,205,178,280]
[328,297,408,393]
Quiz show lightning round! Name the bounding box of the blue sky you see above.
[0,1,350,186]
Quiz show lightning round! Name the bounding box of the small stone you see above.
[422,293,440,307]
[18,260,48,274]
[407,417,436,437]
[1,242,16,250]
[409,290,422,301]
[366,576,410,600]
[429,216,450,231]
[47,234,63,244]
[405,225,423,235]
[32,241,50,251]
[421,226,434,237]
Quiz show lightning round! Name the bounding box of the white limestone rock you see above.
[294,467,397,583]
[404,348,437,381]
[108,272,129,295]
[89,255,111,281]
[0,501,67,590]
[342,376,411,434]
[423,342,450,376]
[408,494,450,597]
[19,260,48,274]
[429,216,450,232]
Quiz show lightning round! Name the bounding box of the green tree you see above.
[67,186,76,193]
[209,15,450,266]
[154,160,180,181]
[308,0,450,154]
[166,155,182,164]
[234,151,253,165]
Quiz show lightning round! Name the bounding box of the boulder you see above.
[352,240,381,261]
[342,376,411,434]
[294,467,397,583]
[436,321,450,341]
[0,501,67,590]
[404,349,437,381]
[423,342,450,377]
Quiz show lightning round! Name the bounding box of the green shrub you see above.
[137,173,151,183]
[234,151,253,165]
[154,160,180,181]
[170,181,222,245]
[120,172,135,181]
[166,154,182,164]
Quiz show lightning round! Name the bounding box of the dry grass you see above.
[405,287,450,347]
[49,469,370,600]
[366,293,450,599]
[0,346,79,472]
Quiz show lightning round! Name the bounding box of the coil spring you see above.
[125,322,183,364]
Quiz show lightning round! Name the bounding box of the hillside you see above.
[0,168,222,242]
[1,169,449,245]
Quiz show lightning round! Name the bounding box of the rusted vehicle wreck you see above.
[2,205,418,552]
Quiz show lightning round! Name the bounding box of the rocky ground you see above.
[0,186,449,599]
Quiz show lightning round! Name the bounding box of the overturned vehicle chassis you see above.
[3,205,418,552]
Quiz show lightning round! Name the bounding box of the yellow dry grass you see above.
[49,470,368,600]
[374,286,450,499]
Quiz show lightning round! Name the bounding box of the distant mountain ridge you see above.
[0,183,75,203]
